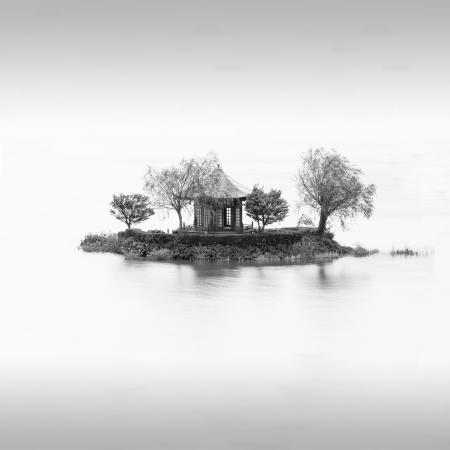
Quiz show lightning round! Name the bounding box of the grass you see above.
[79,233,123,254]
[389,247,433,257]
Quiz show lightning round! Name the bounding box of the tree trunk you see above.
[127,222,131,229]
[317,211,328,235]
[176,210,183,231]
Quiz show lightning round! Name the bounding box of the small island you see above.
[80,149,377,262]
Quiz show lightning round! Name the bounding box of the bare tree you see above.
[295,149,376,235]
[110,194,154,229]
[144,153,219,230]
[245,185,289,232]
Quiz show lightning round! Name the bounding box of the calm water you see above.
[1,249,449,449]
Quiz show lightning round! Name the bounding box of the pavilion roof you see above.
[207,166,251,199]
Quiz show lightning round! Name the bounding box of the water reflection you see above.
[118,255,376,302]
[317,261,331,285]
[1,250,448,450]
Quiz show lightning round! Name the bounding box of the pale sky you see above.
[1,0,449,249]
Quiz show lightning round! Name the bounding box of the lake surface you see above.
[1,250,449,449]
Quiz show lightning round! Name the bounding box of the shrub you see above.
[80,233,122,254]
[146,248,173,260]
[354,245,379,257]
[123,228,147,237]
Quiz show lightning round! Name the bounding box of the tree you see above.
[245,185,289,232]
[144,153,219,230]
[110,193,154,229]
[295,149,376,235]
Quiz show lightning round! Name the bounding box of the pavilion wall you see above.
[194,199,244,232]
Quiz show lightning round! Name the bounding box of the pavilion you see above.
[193,165,250,232]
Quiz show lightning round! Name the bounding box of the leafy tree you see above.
[295,149,376,235]
[144,153,219,230]
[245,185,289,232]
[110,193,154,229]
